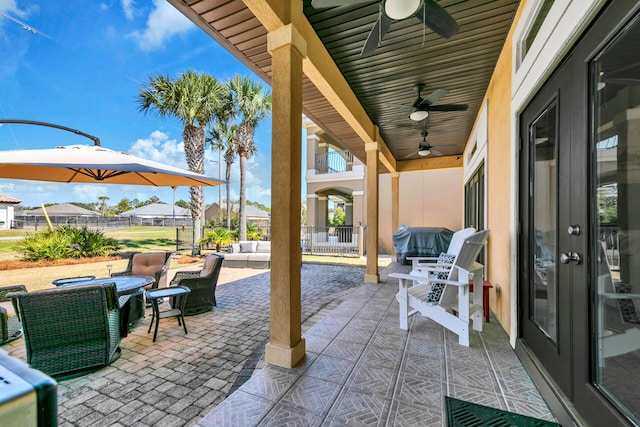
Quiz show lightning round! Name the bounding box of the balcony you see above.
[315,150,353,174]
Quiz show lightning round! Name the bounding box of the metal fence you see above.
[13,215,193,230]
[199,225,364,257]
[315,150,353,174]
[301,225,364,257]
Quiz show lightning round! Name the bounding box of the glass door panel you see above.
[531,104,558,341]
[592,13,640,425]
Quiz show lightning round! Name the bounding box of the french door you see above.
[519,2,640,425]
[519,57,583,398]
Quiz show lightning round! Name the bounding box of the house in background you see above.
[20,203,100,217]
[120,203,191,219]
[205,202,270,227]
[304,119,463,255]
[0,194,21,229]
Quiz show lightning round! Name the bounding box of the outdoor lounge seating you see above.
[390,229,490,346]
[112,251,172,320]
[7,283,122,378]
[224,241,270,268]
[112,251,172,290]
[0,285,26,345]
[170,254,223,315]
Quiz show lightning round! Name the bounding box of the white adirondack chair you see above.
[597,241,640,359]
[390,229,490,346]
[407,227,476,279]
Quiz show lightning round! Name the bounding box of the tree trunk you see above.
[238,146,248,241]
[225,162,232,230]
[183,123,206,222]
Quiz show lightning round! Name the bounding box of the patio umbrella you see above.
[0,145,223,187]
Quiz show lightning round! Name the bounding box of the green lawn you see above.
[0,226,392,292]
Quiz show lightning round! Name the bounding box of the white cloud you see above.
[0,0,27,17]
[128,130,187,169]
[72,185,110,202]
[128,0,193,52]
[121,0,135,20]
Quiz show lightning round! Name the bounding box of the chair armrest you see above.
[111,270,131,277]
[0,285,27,302]
[5,291,27,321]
[171,270,201,285]
[407,256,439,262]
[173,276,210,290]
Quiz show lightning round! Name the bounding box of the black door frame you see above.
[516,1,640,426]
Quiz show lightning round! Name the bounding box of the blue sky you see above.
[0,0,277,209]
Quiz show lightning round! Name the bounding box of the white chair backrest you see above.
[448,229,489,281]
[447,227,476,256]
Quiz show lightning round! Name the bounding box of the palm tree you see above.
[137,70,225,222]
[227,75,272,240]
[207,110,237,230]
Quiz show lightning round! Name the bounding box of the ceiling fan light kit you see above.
[409,109,429,121]
[384,0,422,20]
[418,148,431,156]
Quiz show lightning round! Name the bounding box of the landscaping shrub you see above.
[15,226,119,261]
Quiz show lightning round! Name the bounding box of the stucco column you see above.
[265,23,307,368]
[317,196,328,227]
[391,172,400,256]
[365,142,379,283]
[306,194,317,227]
[345,201,353,225]
[352,190,365,227]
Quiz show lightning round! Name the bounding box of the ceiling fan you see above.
[382,84,468,124]
[310,0,459,57]
[407,84,468,121]
[405,131,455,158]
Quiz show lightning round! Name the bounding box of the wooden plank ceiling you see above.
[176,0,519,170]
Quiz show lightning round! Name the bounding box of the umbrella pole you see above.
[41,204,53,230]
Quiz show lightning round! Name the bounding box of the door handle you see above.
[567,225,581,236]
[560,252,581,265]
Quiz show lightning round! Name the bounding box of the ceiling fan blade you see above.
[430,148,443,156]
[403,152,417,159]
[427,104,469,111]
[416,0,459,39]
[361,13,393,57]
[419,88,448,107]
[311,0,374,8]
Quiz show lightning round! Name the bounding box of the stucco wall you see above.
[468,2,526,334]
[378,168,463,255]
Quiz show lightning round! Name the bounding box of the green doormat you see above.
[445,396,561,427]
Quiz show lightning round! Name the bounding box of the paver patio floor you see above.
[3,262,556,426]
[3,263,365,426]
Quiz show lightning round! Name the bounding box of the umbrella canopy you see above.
[0,145,223,187]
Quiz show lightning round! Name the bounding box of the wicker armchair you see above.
[112,251,172,290]
[112,252,172,321]
[7,283,122,378]
[1,285,26,345]
[170,254,223,315]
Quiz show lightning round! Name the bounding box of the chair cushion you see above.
[200,255,219,277]
[131,252,167,276]
[230,244,241,253]
[0,301,15,317]
[240,241,257,253]
[248,253,270,262]
[255,241,271,253]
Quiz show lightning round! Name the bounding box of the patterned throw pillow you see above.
[614,281,640,324]
[426,252,456,303]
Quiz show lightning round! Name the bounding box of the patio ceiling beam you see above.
[243,0,397,174]
[396,155,463,173]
